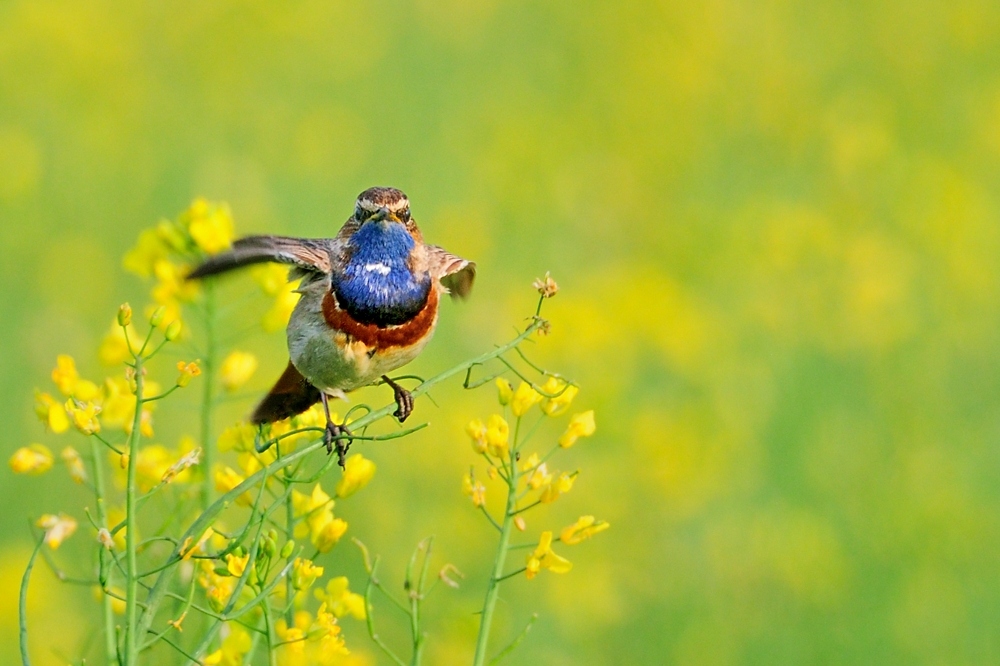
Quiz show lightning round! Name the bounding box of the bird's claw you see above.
[382,375,414,423]
[324,421,352,468]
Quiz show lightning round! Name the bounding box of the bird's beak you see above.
[365,207,392,223]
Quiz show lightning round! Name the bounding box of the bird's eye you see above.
[397,208,411,223]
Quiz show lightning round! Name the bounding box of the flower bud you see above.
[164,320,182,341]
[280,540,295,559]
[149,306,166,327]
[263,537,277,558]
[117,303,132,327]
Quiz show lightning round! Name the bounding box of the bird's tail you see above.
[251,361,321,424]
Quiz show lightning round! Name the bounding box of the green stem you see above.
[19,537,43,666]
[124,354,146,665]
[200,280,217,510]
[472,418,521,666]
[90,438,118,666]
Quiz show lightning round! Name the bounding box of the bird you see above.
[187,186,475,465]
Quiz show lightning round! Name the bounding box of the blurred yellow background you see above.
[3,0,1000,663]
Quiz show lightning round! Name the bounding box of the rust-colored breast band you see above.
[322,286,439,349]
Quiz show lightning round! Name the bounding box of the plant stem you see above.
[19,537,43,666]
[124,353,146,665]
[200,280,217,510]
[472,419,521,666]
[90,438,119,666]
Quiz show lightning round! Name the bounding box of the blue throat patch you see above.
[333,221,431,327]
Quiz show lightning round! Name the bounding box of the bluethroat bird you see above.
[188,187,475,465]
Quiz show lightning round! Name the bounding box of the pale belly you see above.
[286,288,436,393]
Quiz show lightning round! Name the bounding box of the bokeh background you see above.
[3,0,1000,663]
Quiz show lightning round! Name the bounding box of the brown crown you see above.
[356,186,409,212]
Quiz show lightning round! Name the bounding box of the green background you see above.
[2,0,1000,663]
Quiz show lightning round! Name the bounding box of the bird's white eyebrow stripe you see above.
[363,262,392,275]
[357,198,410,212]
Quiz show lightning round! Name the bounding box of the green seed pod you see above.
[214,566,231,577]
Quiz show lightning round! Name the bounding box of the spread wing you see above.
[426,245,476,299]
[187,236,334,280]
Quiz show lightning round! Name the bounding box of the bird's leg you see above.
[381,375,414,422]
[321,392,352,468]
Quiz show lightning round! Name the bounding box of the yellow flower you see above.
[495,378,513,405]
[186,199,235,254]
[226,552,250,577]
[335,454,376,498]
[540,472,576,504]
[310,603,348,653]
[525,531,571,580]
[526,462,552,490]
[51,354,79,396]
[485,414,509,458]
[9,444,53,474]
[37,513,78,549]
[510,382,543,417]
[519,452,540,472]
[220,351,257,392]
[34,391,70,433]
[292,557,324,590]
[466,418,488,454]
[560,516,610,545]
[312,516,348,553]
[203,622,252,665]
[215,465,251,506]
[292,483,335,538]
[60,446,87,483]
[65,399,101,435]
[462,474,487,508]
[151,259,199,308]
[540,377,578,416]
[315,577,366,619]
[176,361,202,388]
[558,410,596,448]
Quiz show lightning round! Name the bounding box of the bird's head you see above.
[353,186,412,226]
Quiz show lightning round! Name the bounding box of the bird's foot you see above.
[324,420,353,468]
[381,375,414,422]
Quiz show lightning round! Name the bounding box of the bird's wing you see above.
[187,236,334,280]
[426,245,476,299]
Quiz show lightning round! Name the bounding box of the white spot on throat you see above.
[364,262,392,276]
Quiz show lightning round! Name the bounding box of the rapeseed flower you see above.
[65,399,101,435]
[558,410,596,448]
[485,414,509,458]
[466,418,488,453]
[559,516,610,545]
[292,557,324,590]
[510,382,542,417]
[9,444,53,475]
[540,472,576,504]
[495,378,513,405]
[34,391,70,433]
[335,454,375,498]
[315,576,366,619]
[203,623,252,665]
[525,531,571,580]
[462,474,487,507]
[540,376,578,416]
[176,361,201,387]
